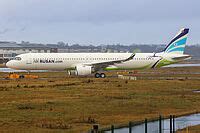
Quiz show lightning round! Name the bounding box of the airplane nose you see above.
[6,61,13,68]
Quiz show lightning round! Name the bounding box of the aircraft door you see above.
[25,56,36,69]
[26,58,32,65]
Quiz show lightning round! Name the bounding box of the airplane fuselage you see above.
[6,52,190,71]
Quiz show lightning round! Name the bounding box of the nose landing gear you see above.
[95,73,106,78]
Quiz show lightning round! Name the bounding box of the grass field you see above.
[0,64,5,68]
[0,67,199,132]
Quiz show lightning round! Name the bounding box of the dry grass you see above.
[0,64,6,68]
[0,67,199,132]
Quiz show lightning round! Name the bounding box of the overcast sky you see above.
[0,0,199,45]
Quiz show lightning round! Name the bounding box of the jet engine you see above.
[75,65,94,75]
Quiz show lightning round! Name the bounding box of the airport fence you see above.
[89,113,200,133]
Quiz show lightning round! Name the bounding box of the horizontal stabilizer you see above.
[172,55,191,60]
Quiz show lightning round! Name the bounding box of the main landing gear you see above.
[95,73,106,78]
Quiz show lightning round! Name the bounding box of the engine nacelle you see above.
[75,65,93,75]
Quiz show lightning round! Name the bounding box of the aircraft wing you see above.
[84,53,135,71]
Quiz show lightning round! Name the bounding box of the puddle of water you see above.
[0,68,48,72]
[193,90,200,93]
[105,113,200,133]
[164,64,200,67]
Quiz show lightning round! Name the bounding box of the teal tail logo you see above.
[164,28,189,54]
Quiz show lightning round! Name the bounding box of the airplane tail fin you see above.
[163,28,189,54]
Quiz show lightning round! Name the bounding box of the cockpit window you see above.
[14,57,22,61]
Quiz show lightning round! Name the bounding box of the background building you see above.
[0,41,57,63]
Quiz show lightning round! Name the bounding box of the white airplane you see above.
[6,28,191,78]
